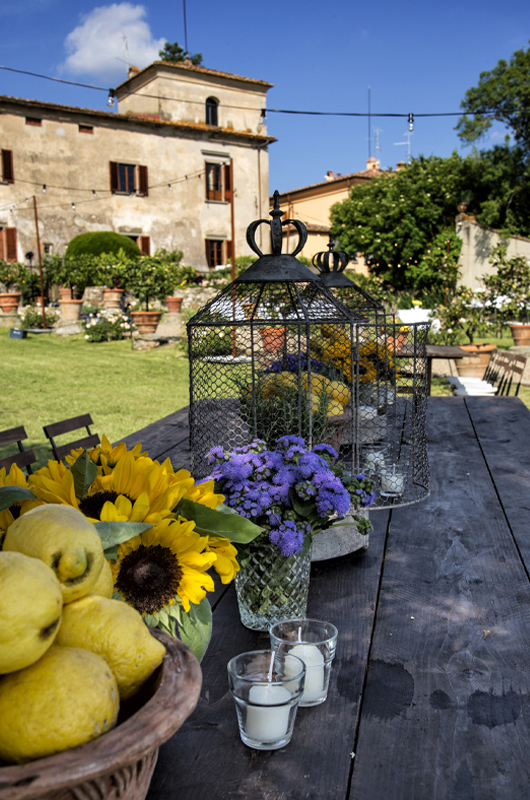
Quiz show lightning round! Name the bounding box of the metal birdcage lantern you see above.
[187,196,430,508]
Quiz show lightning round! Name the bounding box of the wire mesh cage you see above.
[188,195,430,508]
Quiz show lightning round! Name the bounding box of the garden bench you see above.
[0,425,36,473]
[43,413,100,462]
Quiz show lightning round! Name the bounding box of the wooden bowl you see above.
[0,631,202,800]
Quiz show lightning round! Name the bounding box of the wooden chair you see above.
[0,426,36,473]
[43,414,100,462]
[498,353,527,397]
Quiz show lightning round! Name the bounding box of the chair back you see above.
[0,426,36,474]
[43,414,100,462]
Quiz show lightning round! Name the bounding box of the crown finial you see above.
[246,190,307,259]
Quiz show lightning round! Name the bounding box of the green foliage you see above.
[408,229,462,296]
[0,261,28,292]
[121,249,189,310]
[173,498,262,544]
[21,308,59,329]
[457,41,530,152]
[330,154,467,291]
[44,254,105,294]
[482,244,530,326]
[0,486,36,511]
[65,232,141,259]
[158,40,202,66]
[431,286,488,344]
[83,310,134,342]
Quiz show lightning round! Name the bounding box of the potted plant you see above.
[124,250,187,334]
[482,244,530,345]
[0,261,27,313]
[432,287,494,377]
[45,255,100,321]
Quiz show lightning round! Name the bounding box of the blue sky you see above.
[2,0,530,194]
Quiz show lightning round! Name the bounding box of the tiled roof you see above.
[274,169,385,199]
[0,95,275,143]
[115,61,273,91]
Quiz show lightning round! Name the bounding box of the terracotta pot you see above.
[0,632,201,800]
[131,310,162,334]
[457,343,497,379]
[166,296,183,313]
[59,299,83,321]
[259,327,286,351]
[0,292,21,313]
[387,333,407,351]
[103,288,124,309]
[59,287,72,301]
[509,324,530,347]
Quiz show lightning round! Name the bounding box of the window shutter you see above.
[225,240,233,264]
[224,163,231,202]
[140,236,150,255]
[138,165,149,196]
[0,230,4,261]
[205,239,212,269]
[2,150,14,183]
[109,162,118,193]
[5,228,17,261]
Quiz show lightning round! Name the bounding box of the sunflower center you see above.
[115,544,183,615]
[79,491,132,520]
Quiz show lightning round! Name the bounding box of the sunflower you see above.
[112,517,216,614]
[0,464,41,533]
[65,435,147,473]
[206,535,240,583]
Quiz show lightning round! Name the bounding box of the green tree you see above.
[330,154,466,291]
[456,41,530,152]
[159,41,202,66]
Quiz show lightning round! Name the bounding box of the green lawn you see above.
[2,329,190,468]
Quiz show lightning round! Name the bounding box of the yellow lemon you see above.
[3,504,104,603]
[0,551,63,674]
[0,645,119,764]
[329,380,351,405]
[86,557,114,599]
[327,400,345,418]
[56,595,166,700]
[303,373,332,397]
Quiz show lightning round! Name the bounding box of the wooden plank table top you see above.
[122,398,530,800]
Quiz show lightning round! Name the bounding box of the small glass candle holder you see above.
[361,443,387,476]
[269,618,338,707]
[227,650,306,750]
[379,464,406,497]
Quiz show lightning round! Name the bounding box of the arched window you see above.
[206,97,219,127]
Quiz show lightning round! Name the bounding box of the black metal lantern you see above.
[311,236,431,508]
[187,197,430,509]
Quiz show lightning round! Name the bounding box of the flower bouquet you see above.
[206,436,374,630]
[0,436,262,661]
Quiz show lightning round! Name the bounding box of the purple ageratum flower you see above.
[362,490,376,507]
[313,443,338,460]
[276,435,306,451]
[297,452,328,478]
[268,520,305,556]
[240,484,273,517]
[206,446,226,465]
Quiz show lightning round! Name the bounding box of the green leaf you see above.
[94,521,152,550]
[174,597,212,663]
[174,498,262,543]
[0,485,36,512]
[289,489,313,518]
[70,452,99,500]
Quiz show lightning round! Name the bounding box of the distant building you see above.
[0,61,274,270]
[271,157,384,272]
[457,214,530,287]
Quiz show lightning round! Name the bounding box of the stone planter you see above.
[103,288,124,309]
[131,310,163,334]
[312,509,370,561]
[59,299,83,321]
[166,296,183,313]
[509,324,530,347]
[457,344,497,379]
[0,292,21,313]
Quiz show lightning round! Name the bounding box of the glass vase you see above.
[235,541,312,632]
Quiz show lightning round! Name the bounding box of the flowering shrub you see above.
[206,436,375,558]
[83,310,133,342]
[431,286,488,344]
[21,308,59,329]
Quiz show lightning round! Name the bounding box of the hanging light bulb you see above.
[71,202,76,210]
[408,113,414,132]
[42,184,47,194]
[107,89,116,108]
[92,189,97,197]
[168,183,172,190]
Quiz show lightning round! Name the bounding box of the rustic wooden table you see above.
[122,396,530,800]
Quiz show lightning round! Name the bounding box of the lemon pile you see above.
[254,371,351,418]
[0,504,166,764]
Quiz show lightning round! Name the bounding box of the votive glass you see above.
[227,649,306,750]
[269,618,338,707]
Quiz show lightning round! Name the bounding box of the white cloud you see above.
[61,3,165,80]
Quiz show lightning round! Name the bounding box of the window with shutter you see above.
[205,163,224,202]
[5,228,17,261]
[224,164,231,202]
[205,98,219,127]
[109,161,119,193]
[138,166,149,196]
[205,239,225,268]
[2,150,14,183]
[140,236,150,255]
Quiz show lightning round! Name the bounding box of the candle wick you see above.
[268,652,275,685]
[297,626,302,642]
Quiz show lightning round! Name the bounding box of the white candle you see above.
[364,450,386,469]
[246,684,291,742]
[380,468,405,495]
[288,644,325,704]
[358,405,377,421]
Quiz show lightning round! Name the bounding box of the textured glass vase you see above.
[235,541,312,631]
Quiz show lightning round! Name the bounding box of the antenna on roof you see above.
[122,34,130,73]
[183,0,189,54]
[394,130,413,162]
